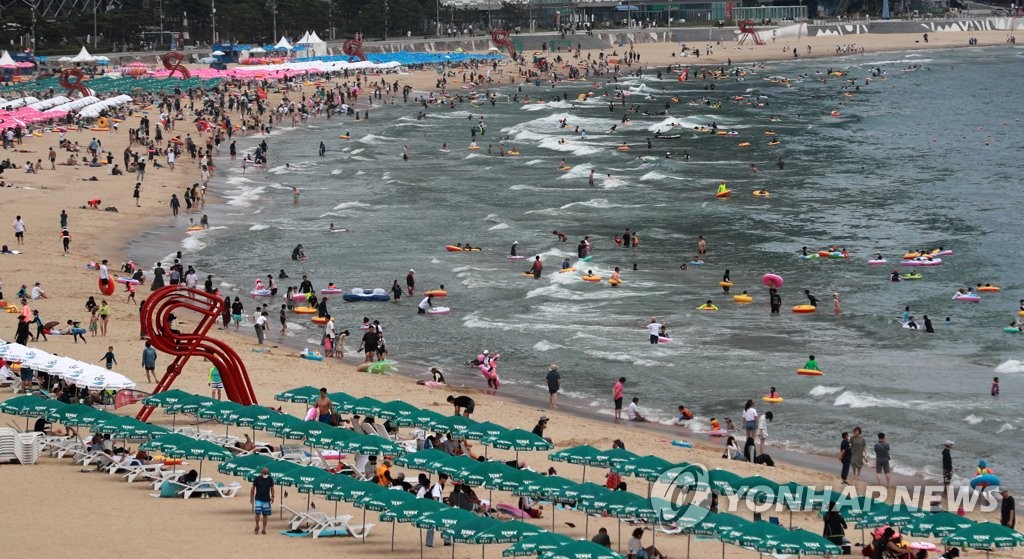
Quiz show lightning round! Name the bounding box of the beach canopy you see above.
[394,448,451,471]
[539,540,624,559]
[502,532,575,556]
[456,460,534,490]
[143,389,195,408]
[0,395,66,417]
[589,447,639,468]
[374,400,421,426]
[341,396,384,415]
[355,486,419,512]
[463,421,509,441]
[854,503,925,528]
[274,385,320,403]
[411,408,448,430]
[470,520,545,544]
[276,465,332,490]
[305,425,359,449]
[433,454,480,478]
[412,506,477,529]
[378,497,445,523]
[943,522,1024,550]
[142,434,233,461]
[905,511,977,537]
[720,520,789,549]
[222,405,276,427]
[242,458,300,481]
[442,516,502,543]
[615,455,675,481]
[196,400,243,421]
[254,411,303,435]
[433,414,479,437]
[218,453,273,477]
[165,394,218,415]
[550,445,602,464]
[341,433,407,456]
[483,428,553,452]
[326,479,386,502]
[514,474,579,499]
[46,403,109,426]
[306,473,356,496]
[755,527,842,555]
[707,468,745,495]
[273,37,293,51]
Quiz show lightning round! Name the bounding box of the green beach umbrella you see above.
[162,437,233,462]
[91,416,132,435]
[502,532,575,557]
[539,540,624,559]
[735,474,783,504]
[719,520,788,549]
[164,394,218,415]
[274,385,320,403]
[379,498,447,552]
[355,487,421,512]
[254,411,304,435]
[241,458,300,482]
[433,414,479,437]
[435,454,481,478]
[483,428,553,453]
[411,408,449,431]
[218,453,273,477]
[549,444,602,482]
[305,425,360,449]
[756,527,842,556]
[589,447,638,469]
[905,511,976,537]
[139,432,194,453]
[141,388,193,408]
[195,400,242,421]
[306,472,356,496]
[395,449,451,471]
[682,511,751,537]
[325,479,387,503]
[615,455,675,482]
[374,400,422,426]
[222,405,276,428]
[343,396,385,416]
[46,403,109,426]
[276,465,331,488]
[457,460,530,490]
[513,474,580,532]
[442,515,501,543]
[706,468,744,495]
[341,433,408,456]
[470,520,544,544]
[280,420,332,441]
[579,490,651,552]
[820,495,887,520]
[328,391,358,409]
[562,482,614,539]
[855,504,925,529]
[943,521,1024,555]
[463,421,509,441]
[0,394,65,417]
[412,506,477,530]
[658,463,710,491]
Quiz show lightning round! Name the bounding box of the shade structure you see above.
[0,395,66,417]
[274,385,320,403]
[457,460,534,490]
[562,481,612,503]
[305,425,360,449]
[279,420,332,441]
[276,465,331,489]
[45,403,109,426]
[195,400,243,421]
[254,411,304,435]
[305,472,357,496]
[463,421,509,441]
[341,433,408,456]
[93,416,169,440]
[734,474,783,504]
[356,487,419,512]
[395,449,451,471]
[328,391,358,409]
[514,475,578,499]
[165,394,218,415]
[374,400,423,426]
[615,455,676,482]
[412,506,478,530]
[325,479,387,503]
[719,520,789,549]
[501,532,575,557]
[342,396,385,416]
[442,516,501,543]
[943,521,1024,550]
[682,511,752,537]
[904,511,977,537]
[854,504,925,529]
[755,527,843,555]
[435,454,482,478]
[411,408,449,430]
[242,459,301,482]
[471,520,545,550]
[549,444,602,482]
[539,540,624,559]
[483,429,553,452]
[222,405,277,427]
[141,388,194,408]
[707,468,745,495]
[144,434,233,462]
[589,447,639,469]
[379,497,446,523]
[433,414,479,437]
[218,453,273,476]
[820,495,888,520]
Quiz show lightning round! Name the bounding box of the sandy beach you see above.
[1,28,1021,558]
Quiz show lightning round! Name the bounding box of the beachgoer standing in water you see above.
[613,377,625,423]
[769,288,781,315]
[697,235,707,257]
[406,269,415,297]
[529,255,543,279]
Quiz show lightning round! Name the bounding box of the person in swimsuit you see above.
[315,388,334,424]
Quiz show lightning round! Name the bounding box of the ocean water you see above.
[175,46,1024,487]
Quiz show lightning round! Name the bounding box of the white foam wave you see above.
[964,414,984,425]
[995,360,1024,373]
[224,184,265,208]
[833,391,917,409]
[488,223,510,231]
[181,235,206,252]
[997,423,1015,433]
[809,385,844,397]
[330,169,343,175]
[588,350,670,368]
[249,224,270,231]
[533,340,563,352]
[333,201,371,210]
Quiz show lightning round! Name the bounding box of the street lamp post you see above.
[211,0,217,43]
[270,0,277,41]
[436,0,440,36]
[93,0,98,48]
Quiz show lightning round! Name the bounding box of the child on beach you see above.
[88,309,99,337]
[100,346,117,370]
[992,377,1000,397]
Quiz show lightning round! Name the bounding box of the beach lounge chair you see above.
[282,505,338,531]
[14,432,42,464]
[0,429,16,462]
[0,366,21,392]
[313,516,373,540]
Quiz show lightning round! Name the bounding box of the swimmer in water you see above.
[292,187,300,204]
[588,169,596,187]
[561,258,571,269]
[552,230,568,242]
[717,181,728,195]
[441,143,448,152]
[319,141,326,156]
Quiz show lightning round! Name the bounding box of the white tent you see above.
[297,30,328,57]
[296,31,311,45]
[0,50,17,67]
[273,37,293,51]
[248,46,266,54]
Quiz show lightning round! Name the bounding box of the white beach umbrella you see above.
[73,365,136,390]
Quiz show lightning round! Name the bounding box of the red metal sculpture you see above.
[343,33,367,62]
[737,20,766,46]
[161,51,192,79]
[491,29,518,60]
[58,68,91,97]
[136,286,256,421]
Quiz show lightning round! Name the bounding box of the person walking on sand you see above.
[100,346,118,370]
[613,377,626,423]
[546,364,560,410]
[12,215,26,245]
[942,440,954,488]
[874,432,892,487]
[169,194,180,217]
[142,341,158,383]
[133,183,141,207]
[250,466,275,535]
[209,366,223,400]
[839,431,852,485]
[98,300,111,337]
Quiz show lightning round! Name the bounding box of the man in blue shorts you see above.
[250,466,275,534]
